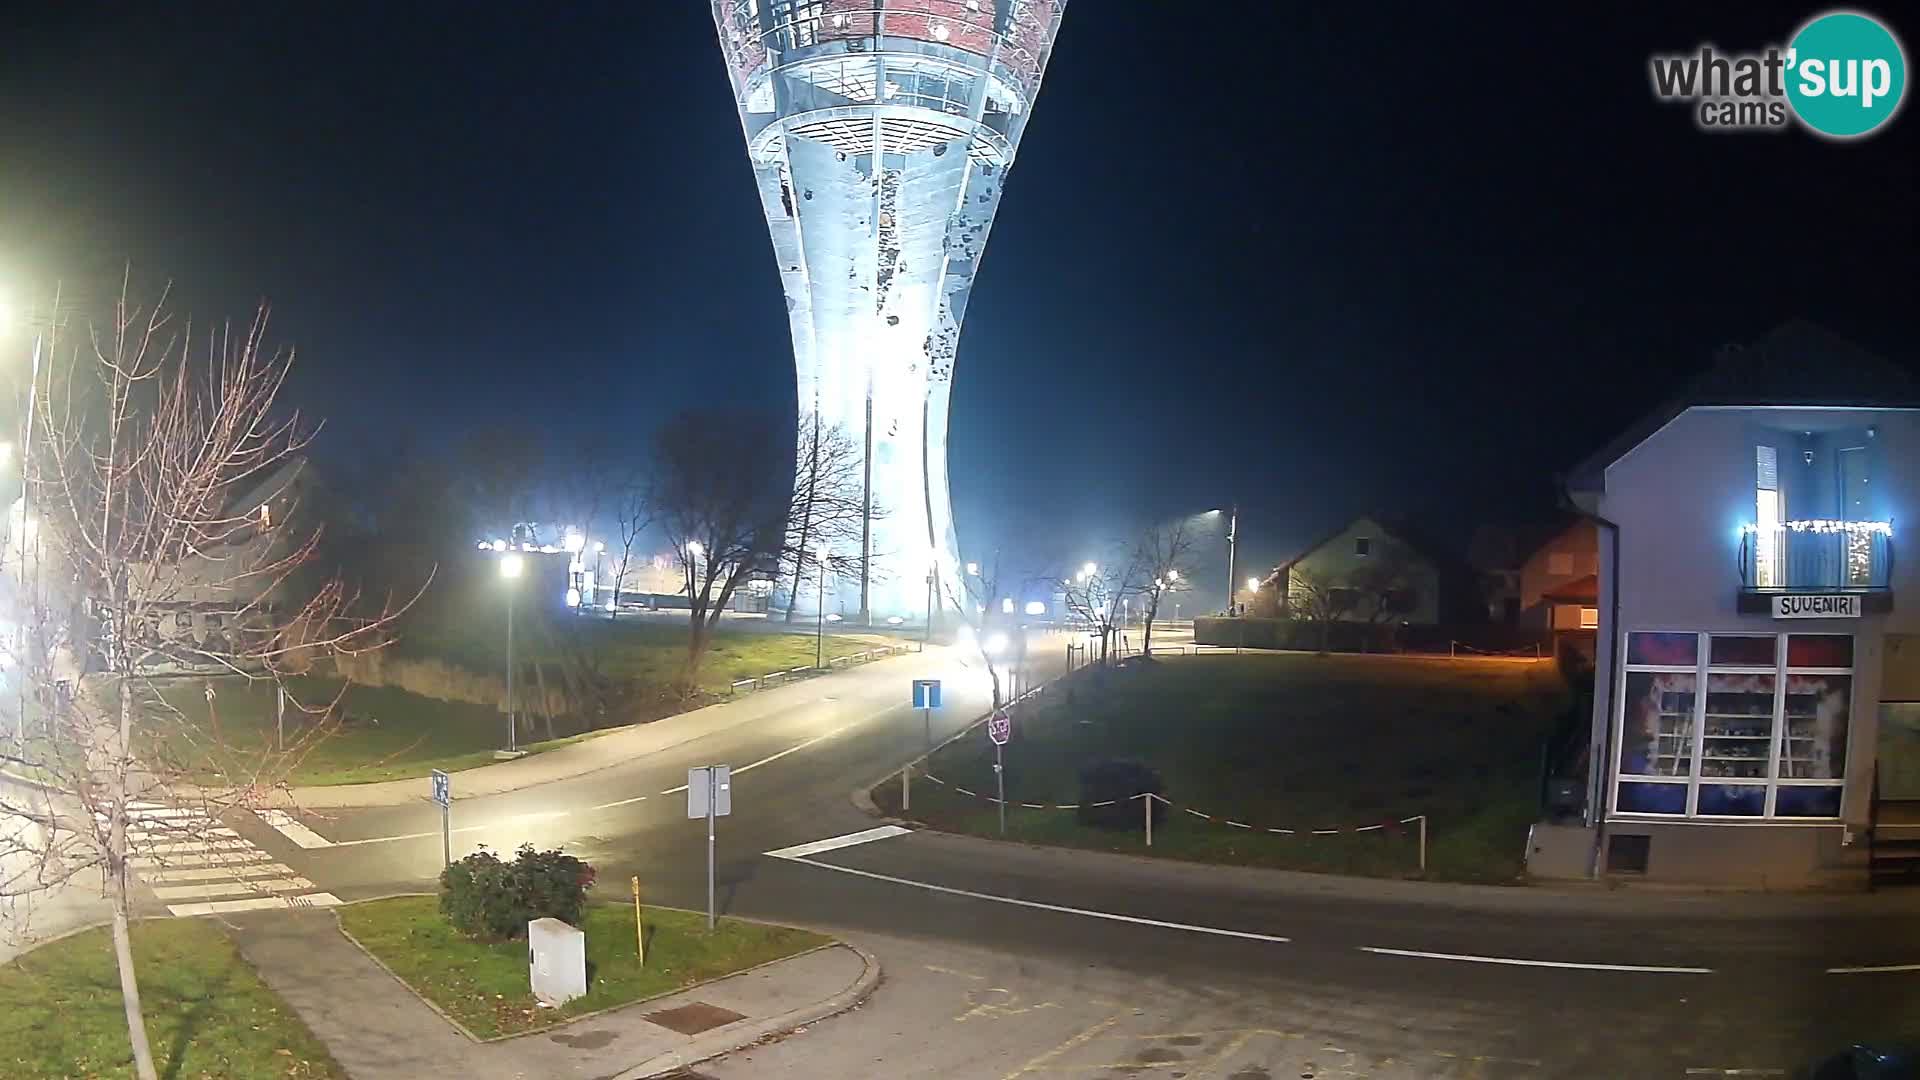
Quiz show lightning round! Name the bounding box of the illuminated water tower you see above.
[711,1,1069,622]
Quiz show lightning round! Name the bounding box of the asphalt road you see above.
[208,634,1920,1078]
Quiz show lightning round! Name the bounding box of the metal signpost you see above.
[912,678,941,748]
[430,769,452,867]
[988,708,1010,835]
[687,765,732,930]
[275,685,287,752]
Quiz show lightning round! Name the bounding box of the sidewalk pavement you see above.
[285,645,935,810]
[224,908,877,1080]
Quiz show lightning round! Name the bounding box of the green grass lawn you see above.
[136,676,559,787]
[337,896,830,1038]
[877,653,1568,883]
[127,622,910,789]
[0,919,344,1079]
[400,613,902,696]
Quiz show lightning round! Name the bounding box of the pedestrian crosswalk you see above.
[117,801,340,917]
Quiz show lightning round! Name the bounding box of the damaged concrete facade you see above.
[711,0,1067,619]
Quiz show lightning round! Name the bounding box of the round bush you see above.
[438,843,595,941]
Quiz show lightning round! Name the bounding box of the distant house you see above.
[1519,518,1600,656]
[96,458,311,672]
[1274,515,1483,627]
[1532,321,1920,888]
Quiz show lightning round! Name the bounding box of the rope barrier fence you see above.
[902,764,1429,872]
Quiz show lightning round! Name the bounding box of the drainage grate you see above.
[643,1002,747,1035]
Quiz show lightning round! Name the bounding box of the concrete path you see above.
[224,908,874,1079]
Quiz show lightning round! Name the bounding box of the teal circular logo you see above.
[1786,11,1907,138]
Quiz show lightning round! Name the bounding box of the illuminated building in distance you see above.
[711,1,1068,621]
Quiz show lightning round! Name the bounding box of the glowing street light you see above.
[1247,576,1260,592]
[499,553,524,754]
[687,540,704,558]
[563,529,586,554]
[1082,562,1098,578]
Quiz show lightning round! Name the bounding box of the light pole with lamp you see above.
[814,546,828,669]
[499,553,523,755]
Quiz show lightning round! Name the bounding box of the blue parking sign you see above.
[912,679,942,709]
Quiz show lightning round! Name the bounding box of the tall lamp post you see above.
[499,553,523,754]
[1207,506,1239,615]
[814,547,828,670]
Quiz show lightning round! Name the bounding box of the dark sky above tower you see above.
[0,2,1912,585]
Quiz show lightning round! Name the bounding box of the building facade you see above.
[710,1,1068,620]
[1554,324,1920,886]
[1279,515,1443,626]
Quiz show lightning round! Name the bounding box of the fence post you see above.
[1418,816,1428,874]
[902,761,911,812]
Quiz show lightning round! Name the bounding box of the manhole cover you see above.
[644,1002,747,1035]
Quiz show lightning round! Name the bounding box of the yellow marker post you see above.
[631,876,645,965]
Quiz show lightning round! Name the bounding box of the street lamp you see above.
[815,546,829,670]
[1208,506,1239,615]
[499,553,524,754]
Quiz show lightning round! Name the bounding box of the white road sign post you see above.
[989,708,1010,836]
[688,765,732,930]
[275,685,287,752]
[430,769,452,867]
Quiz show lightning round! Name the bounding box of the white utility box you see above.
[527,917,587,1006]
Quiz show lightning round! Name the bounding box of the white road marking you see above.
[132,851,279,870]
[131,826,239,842]
[771,854,1291,944]
[325,830,439,849]
[151,876,315,901]
[764,825,911,860]
[1685,1070,1786,1077]
[1826,962,1920,974]
[589,795,648,810]
[143,863,300,884]
[167,892,342,917]
[734,722,855,777]
[1358,946,1712,974]
[259,809,335,849]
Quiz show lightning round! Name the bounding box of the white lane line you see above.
[589,795,647,811]
[772,854,1290,944]
[167,892,342,917]
[259,810,335,849]
[1685,1070,1786,1077]
[734,722,856,777]
[325,830,439,849]
[131,827,238,842]
[1358,946,1712,974]
[1827,962,1920,974]
[764,825,911,860]
[660,784,689,796]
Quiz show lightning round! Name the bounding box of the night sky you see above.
[1,2,1913,594]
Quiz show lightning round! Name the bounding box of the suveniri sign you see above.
[1773,594,1863,619]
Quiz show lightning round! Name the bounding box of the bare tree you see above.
[780,415,867,623]
[650,410,866,694]
[1285,565,1353,653]
[943,553,1023,710]
[1348,547,1419,652]
[1058,549,1140,667]
[1132,518,1199,657]
[0,285,409,1080]
[605,466,650,619]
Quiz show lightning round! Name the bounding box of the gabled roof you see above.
[1542,574,1598,604]
[1566,321,1919,493]
[1272,513,1469,577]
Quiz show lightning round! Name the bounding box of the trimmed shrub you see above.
[439,843,596,940]
[1076,758,1165,831]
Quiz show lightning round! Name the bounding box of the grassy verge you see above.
[400,614,901,697]
[136,676,562,787]
[337,895,831,1038]
[877,653,1567,883]
[129,623,910,788]
[0,919,344,1079]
